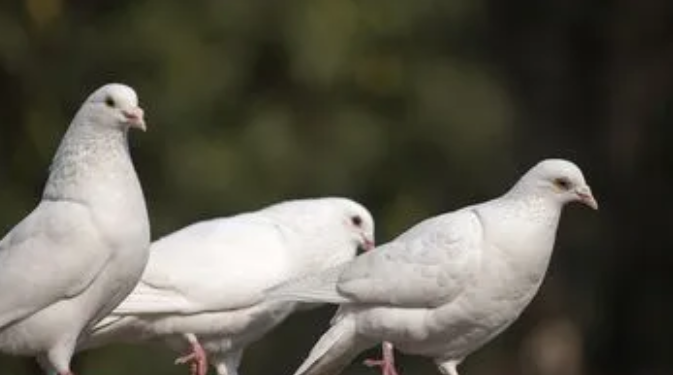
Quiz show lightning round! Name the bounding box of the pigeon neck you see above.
[42,120,137,204]
[495,179,563,230]
[305,234,355,269]
[277,220,356,275]
[477,192,562,290]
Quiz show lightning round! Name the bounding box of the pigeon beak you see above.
[361,237,375,252]
[575,185,598,210]
[123,107,146,131]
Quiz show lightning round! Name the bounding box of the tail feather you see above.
[266,263,350,304]
[78,314,142,351]
[294,314,372,375]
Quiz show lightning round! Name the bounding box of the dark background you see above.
[0,0,672,374]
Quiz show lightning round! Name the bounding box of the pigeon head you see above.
[516,159,598,210]
[43,83,148,202]
[82,83,146,131]
[264,198,375,258]
[334,198,376,253]
[259,198,375,273]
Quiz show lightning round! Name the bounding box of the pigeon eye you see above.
[350,215,363,227]
[105,96,116,108]
[553,177,571,190]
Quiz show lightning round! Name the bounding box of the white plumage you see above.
[83,197,375,375]
[0,84,150,375]
[267,159,597,375]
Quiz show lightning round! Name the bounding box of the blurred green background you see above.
[0,0,672,374]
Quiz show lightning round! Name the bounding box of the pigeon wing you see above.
[0,200,111,329]
[111,214,291,315]
[336,209,482,308]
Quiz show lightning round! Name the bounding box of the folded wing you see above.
[268,209,483,309]
[0,201,111,329]
[110,213,292,316]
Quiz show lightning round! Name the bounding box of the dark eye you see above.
[105,96,116,108]
[554,177,571,190]
[351,215,363,227]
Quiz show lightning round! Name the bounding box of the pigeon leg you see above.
[175,333,208,375]
[364,341,399,375]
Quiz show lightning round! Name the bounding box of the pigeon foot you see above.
[364,341,399,375]
[175,335,208,375]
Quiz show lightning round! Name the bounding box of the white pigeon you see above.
[82,197,375,375]
[267,159,597,375]
[0,84,150,375]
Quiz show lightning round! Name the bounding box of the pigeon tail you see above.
[293,314,372,375]
[80,314,138,350]
[264,263,350,304]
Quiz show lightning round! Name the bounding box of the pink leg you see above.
[175,334,209,375]
[364,342,400,375]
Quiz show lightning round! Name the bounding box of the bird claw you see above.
[364,358,400,375]
[364,342,400,375]
[175,341,209,375]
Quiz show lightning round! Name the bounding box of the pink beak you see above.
[362,238,375,251]
[576,185,598,210]
[123,107,146,131]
